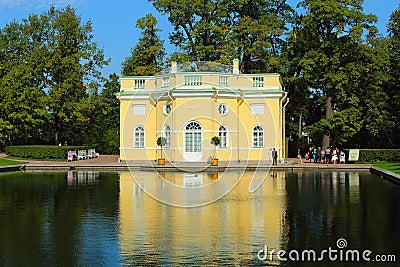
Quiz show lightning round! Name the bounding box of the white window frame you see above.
[163,125,171,148]
[218,103,229,116]
[218,125,229,148]
[184,121,202,153]
[134,126,145,148]
[163,103,171,116]
[252,125,264,148]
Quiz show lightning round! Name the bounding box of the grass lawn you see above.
[373,162,400,175]
[0,158,25,166]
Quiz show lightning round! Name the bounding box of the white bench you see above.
[78,150,87,160]
[88,149,99,159]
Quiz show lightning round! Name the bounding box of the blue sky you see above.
[1,0,399,77]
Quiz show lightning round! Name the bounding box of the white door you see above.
[183,121,202,161]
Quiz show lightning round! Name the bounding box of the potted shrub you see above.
[156,136,167,165]
[210,136,221,166]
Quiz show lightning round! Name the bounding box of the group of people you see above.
[297,146,346,165]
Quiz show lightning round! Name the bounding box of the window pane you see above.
[164,126,171,148]
[194,133,201,152]
[219,126,228,148]
[134,126,145,147]
[185,133,192,152]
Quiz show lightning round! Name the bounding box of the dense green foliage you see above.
[344,149,400,163]
[82,74,120,155]
[122,14,165,76]
[148,0,400,150]
[1,1,400,154]
[6,145,84,160]
[0,6,119,154]
[150,0,293,72]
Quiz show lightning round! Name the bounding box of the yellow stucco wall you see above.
[119,95,283,162]
[118,63,285,162]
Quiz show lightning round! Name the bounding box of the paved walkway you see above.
[2,153,399,184]
[0,153,369,166]
[19,156,372,171]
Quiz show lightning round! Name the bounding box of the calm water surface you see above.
[0,170,399,266]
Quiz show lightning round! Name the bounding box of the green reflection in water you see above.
[0,170,399,266]
[0,171,120,266]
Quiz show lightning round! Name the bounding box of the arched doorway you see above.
[183,121,202,161]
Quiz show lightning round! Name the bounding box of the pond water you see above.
[0,170,399,266]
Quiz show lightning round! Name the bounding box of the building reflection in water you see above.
[118,171,288,265]
[117,170,365,265]
[1,170,395,266]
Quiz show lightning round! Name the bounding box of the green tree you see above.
[85,74,120,154]
[229,0,294,73]
[122,14,165,76]
[282,14,314,153]
[150,0,229,63]
[0,18,49,145]
[44,6,108,145]
[347,37,393,148]
[150,0,293,73]
[387,5,400,147]
[292,0,378,148]
[0,6,108,147]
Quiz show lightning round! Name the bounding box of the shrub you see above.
[5,145,84,160]
[343,149,400,163]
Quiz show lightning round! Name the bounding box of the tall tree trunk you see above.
[298,112,302,139]
[54,131,59,145]
[323,96,333,148]
[54,115,59,145]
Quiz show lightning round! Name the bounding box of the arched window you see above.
[134,126,145,147]
[218,125,228,148]
[186,121,202,131]
[163,125,171,148]
[185,121,202,153]
[252,125,264,148]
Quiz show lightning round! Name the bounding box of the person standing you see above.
[312,148,317,163]
[317,147,322,163]
[332,148,338,164]
[297,148,302,165]
[325,147,331,164]
[340,150,346,164]
[272,148,278,165]
[321,148,325,164]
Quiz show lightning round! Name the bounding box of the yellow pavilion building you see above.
[118,60,287,163]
